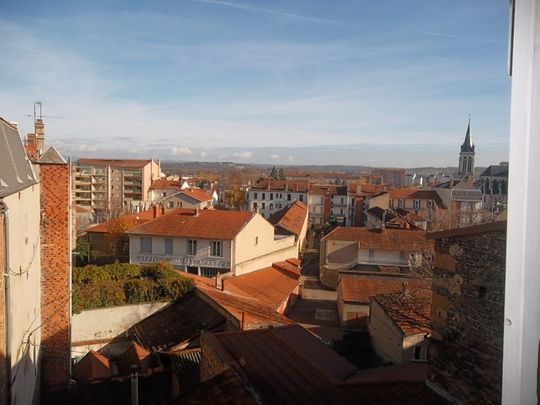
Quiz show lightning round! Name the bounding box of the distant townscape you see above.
[0,110,509,404]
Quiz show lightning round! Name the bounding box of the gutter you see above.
[0,200,11,404]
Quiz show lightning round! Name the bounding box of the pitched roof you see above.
[179,188,213,202]
[372,291,432,336]
[0,117,38,197]
[428,220,507,240]
[78,158,153,168]
[202,325,446,404]
[37,145,67,165]
[127,209,254,240]
[149,179,183,190]
[338,277,423,304]
[251,179,309,192]
[322,227,433,252]
[388,189,446,208]
[269,201,307,236]
[480,164,509,177]
[223,262,300,310]
[86,209,155,233]
[72,350,111,382]
[196,285,292,329]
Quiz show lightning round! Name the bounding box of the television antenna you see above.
[24,101,64,123]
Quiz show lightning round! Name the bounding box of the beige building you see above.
[73,158,161,212]
[369,292,431,364]
[128,209,300,277]
[0,118,42,405]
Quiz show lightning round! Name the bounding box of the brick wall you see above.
[0,210,7,404]
[39,163,71,393]
[429,227,506,404]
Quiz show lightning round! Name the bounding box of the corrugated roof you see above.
[127,209,254,240]
[0,117,37,197]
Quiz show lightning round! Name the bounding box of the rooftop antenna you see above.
[25,101,64,124]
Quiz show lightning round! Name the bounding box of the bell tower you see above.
[458,118,475,177]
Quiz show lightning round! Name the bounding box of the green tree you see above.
[278,168,286,180]
[270,166,279,180]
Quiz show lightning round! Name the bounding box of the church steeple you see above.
[458,118,475,177]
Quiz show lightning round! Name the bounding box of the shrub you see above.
[72,262,194,313]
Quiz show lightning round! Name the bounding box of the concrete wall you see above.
[369,300,403,364]
[71,302,168,357]
[233,213,297,276]
[3,185,42,405]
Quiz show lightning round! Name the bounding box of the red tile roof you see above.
[149,179,183,190]
[223,262,300,310]
[338,277,429,304]
[388,188,446,209]
[179,188,213,202]
[196,285,292,329]
[87,209,155,233]
[269,201,307,236]
[251,179,309,192]
[78,158,154,168]
[72,350,111,382]
[323,227,433,252]
[373,291,432,336]
[127,209,254,240]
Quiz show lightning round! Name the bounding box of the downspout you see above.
[1,201,12,404]
[67,158,73,381]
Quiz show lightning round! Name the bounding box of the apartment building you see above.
[128,208,300,277]
[73,158,161,211]
[247,179,308,218]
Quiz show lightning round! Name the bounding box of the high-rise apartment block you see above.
[73,159,161,211]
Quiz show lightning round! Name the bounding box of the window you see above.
[255,236,258,245]
[211,241,223,257]
[162,192,167,197]
[253,192,258,199]
[262,193,266,200]
[262,202,265,209]
[287,194,291,201]
[427,200,433,209]
[270,193,273,200]
[270,203,274,210]
[140,237,152,253]
[413,345,427,361]
[413,200,421,209]
[253,202,258,209]
[168,201,174,208]
[341,197,344,204]
[164,238,173,254]
[188,239,197,256]
[398,199,404,208]
[299,194,304,202]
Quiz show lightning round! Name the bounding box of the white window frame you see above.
[210,240,223,257]
[187,239,197,256]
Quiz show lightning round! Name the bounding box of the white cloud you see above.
[233,151,252,159]
[171,147,193,156]
[287,155,294,162]
[270,154,280,160]
[200,151,207,157]
[76,144,98,152]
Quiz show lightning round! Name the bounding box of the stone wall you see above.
[429,224,506,404]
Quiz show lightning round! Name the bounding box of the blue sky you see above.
[1,0,510,167]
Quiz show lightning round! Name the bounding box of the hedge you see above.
[72,261,194,313]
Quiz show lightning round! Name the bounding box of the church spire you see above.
[461,117,474,153]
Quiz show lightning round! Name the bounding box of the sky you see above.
[1,0,510,167]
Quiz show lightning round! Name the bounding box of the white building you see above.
[247,179,308,218]
[0,118,42,405]
[127,208,301,277]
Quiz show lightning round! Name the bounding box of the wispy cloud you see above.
[191,0,338,24]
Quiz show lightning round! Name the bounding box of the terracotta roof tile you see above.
[127,209,254,240]
[269,201,307,236]
[149,179,183,190]
[223,263,300,310]
[388,188,446,209]
[87,209,155,233]
[323,227,434,252]
[338,277,429,304]
[179,188,213,202]
[373,291,432,336]
[72,350,111,382]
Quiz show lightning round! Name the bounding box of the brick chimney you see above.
[152,204,161,219]
[35,119,45,157]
